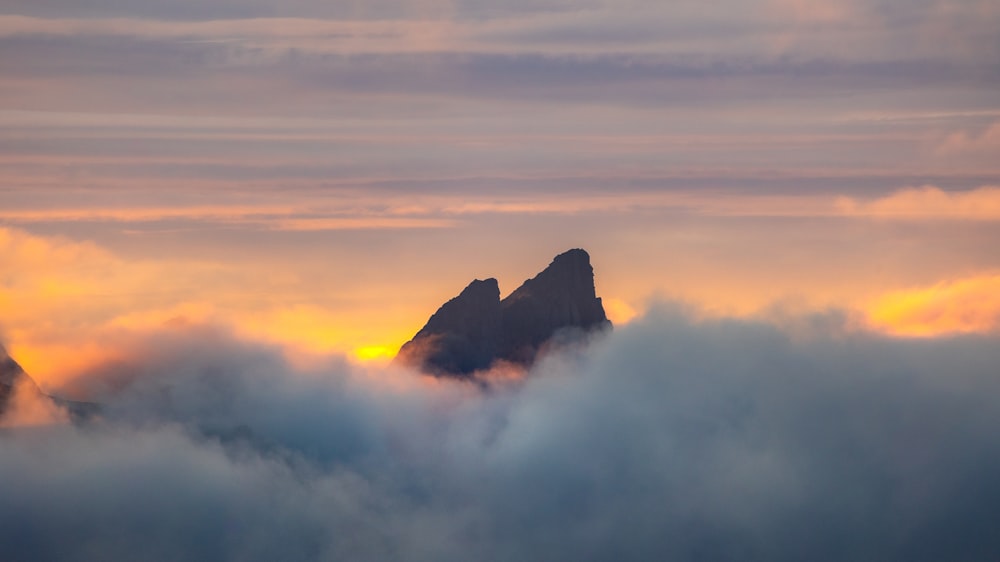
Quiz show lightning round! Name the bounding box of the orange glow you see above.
[353,345,397,363]
[4,217,997,393]
[603,297,638,326]
[232,306,420,369]
[108,303,218,331]
[0,226,416,387]
[868,274,1000,336]
[236,305,371,354]
[8,341,125,391]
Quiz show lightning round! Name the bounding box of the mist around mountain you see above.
[1,346,98,426]
[2,301,1000,561]
[0,346,55,425]
[2,250,1000,560]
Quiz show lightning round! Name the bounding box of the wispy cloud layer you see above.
[3,309,1000,560]
[838,185,1000,220]
[3,0,998,230]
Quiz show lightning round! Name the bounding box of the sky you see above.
[2,1,1000,559]
[2,0,999,386]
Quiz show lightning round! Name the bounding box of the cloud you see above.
[2,1,997,112]
[0,1,997,205]
[0,226,444,386]
[2,307,1000,560]
[837,185,1000,220]
[868,273,1000,336]
[0,377,69,428]
[0,208,455,231]
[0,226,220,386]
[937,121,1000,156]
[2,1,997,64]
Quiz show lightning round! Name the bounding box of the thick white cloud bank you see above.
[2,306,1000,561]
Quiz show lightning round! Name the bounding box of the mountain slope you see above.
[397,249,611,377]
[499,248,610,365]
[396,278,503,376]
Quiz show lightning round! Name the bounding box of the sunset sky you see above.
[5,2,1000,560]
[2,0,999,389]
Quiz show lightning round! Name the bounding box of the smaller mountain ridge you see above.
[396,278,503,376]
[396,249,611,377]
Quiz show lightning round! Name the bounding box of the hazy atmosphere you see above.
[1,0,999,560]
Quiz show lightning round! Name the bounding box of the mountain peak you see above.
[554,247,590,263]
[395,278,503,376]
[499,249,609,365]
[396,250,610,377]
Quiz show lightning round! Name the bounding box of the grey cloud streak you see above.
[2,307,1000,561]
[2,27,995,98]
[2,1,998,205]
[3,0,999,108]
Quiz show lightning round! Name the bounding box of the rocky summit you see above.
[397,278,503,376]
[396,249,611,377]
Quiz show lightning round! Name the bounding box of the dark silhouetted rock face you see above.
[397,249,610,377]
[396,278,503,376]
[499,249,611,365]
[1,345,38,415]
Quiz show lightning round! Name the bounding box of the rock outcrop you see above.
[396,249,611,377]
[499,248,611,365]
[396,278,503,376]
[0,345,42,416]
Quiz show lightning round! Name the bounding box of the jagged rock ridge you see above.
[397,249,611,377]
[500,248,610,365]
[397,278,503,376]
